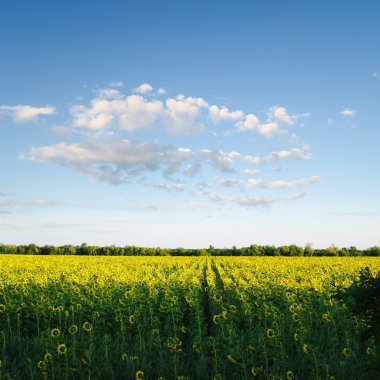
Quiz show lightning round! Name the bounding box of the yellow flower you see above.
[37,360,46,370]
[251,367,257,377]
[135,370,144,380]
[292,313,299,322]
[0,304,5,313]
[366,347,373,355]
[293,333,299,341]
[69,325,78,335]
[322,313,331,323]
[82,321,92,332]
[286,371,294,380]
[57,343,67,355]
[181,326,188,333]
[50,328,61,338]
[227,354,238,364]
[121,353,128,361]
[342,348,350,358]
[303,343,309,354]
[212,315,220,324]
[267,328,275,339]
[129,315,135,324]
[44,353,52,362]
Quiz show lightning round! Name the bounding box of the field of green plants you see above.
[0,255,379,379]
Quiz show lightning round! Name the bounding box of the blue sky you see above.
[0,0,379,248]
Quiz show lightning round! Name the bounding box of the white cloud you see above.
[96,88,123,99]
[21,140,194,184]
[284,191,307,202]
[108,81,123,87]
[218,178,240,187]
[157,182,185,191]
[119,95,163,131]
[248,175,320,188]
[235,106,307,137]
[247,178,265,187]
[70,95,164,131]
[271,106,294,125]
[258,122,280,137]
[0,105,56,122]
[244,146,310,164]
[340,108,356,117]
[204,191,274,208]
[236,113,260,131]
[133,83,154,94]
[209,105,244,123]
[241,168,260,176]
[164,95,208,133]
[157,87,166,95]
[200,149,236,173]
[227,151,241,158]
[236,115,279,137]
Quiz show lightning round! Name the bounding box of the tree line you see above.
[0,243,379,256]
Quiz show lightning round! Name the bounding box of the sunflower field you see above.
[0,255,379,380]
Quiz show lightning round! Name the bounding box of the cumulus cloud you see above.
[133,83,154,94]
[270,106,294,125]
[70,95,164,131]
[340,108,356,117]
[235,106,307,137]
[236,114,260,131]
[14,83,316,210]
[63,85,310,138]
[227,151,241,158]
[70,92,211,134]
[236,115,280,137]
[0,105,55,122]
[209,105,244,123]
[133,83,153,94]
[200,149,236,173]
[164,95,208,134]
[248,175,320,188]
[244,146,311,164]
[21,140,194,185]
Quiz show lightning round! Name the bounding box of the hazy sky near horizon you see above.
[1,0,379,248]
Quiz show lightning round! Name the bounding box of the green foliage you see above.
[338,267,380,378]
[0,243,379,256]
[1,256,379,379]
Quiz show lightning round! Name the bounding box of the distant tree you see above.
[199,249,210,256]
[0,244,17,254]
[326,244,339,256]
[304,243,314,256]
[364,246,380,257]
[207,245,215,256]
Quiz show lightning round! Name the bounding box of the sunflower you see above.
[50,328,61,338]
[57,344,67,355]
